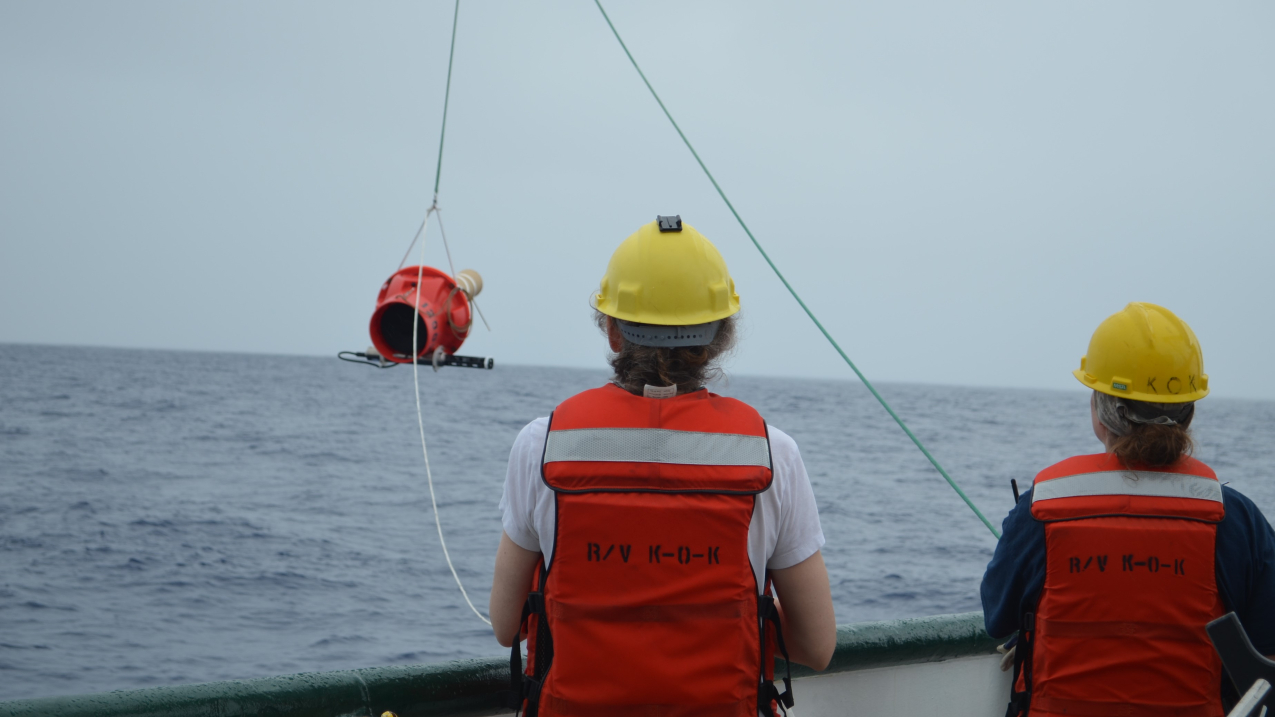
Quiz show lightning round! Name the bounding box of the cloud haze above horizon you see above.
[2,1,1272,398]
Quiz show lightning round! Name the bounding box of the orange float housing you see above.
[368,266,475,364]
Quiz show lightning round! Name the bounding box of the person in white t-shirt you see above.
[490,217,834,714]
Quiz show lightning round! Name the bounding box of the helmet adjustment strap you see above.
[616,319,720,348]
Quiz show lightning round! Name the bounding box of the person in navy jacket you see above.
[982,303,1275,715]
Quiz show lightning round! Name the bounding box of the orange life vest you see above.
[509,384,792,717]
[1007,453,1227,717]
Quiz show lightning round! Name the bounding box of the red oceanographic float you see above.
[340,266,491,370]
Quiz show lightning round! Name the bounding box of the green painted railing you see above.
[0,612,998,717]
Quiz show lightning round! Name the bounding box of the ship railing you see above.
[0,612,1001,717]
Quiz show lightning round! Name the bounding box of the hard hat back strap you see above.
[616,319,720,347]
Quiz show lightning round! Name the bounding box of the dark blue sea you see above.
[2,343,1273,701]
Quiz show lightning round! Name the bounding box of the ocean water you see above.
[2,343,1274,701]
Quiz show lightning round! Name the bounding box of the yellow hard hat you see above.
[1073,302,1208,403]
[593,216,740,327]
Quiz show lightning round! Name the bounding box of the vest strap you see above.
[1041,619,1207,643]
[509,591,545,712]
[551,599,750,623]
[1031,695,1216,717]
[1005,614,1035,717]
[510,562,552,717]
[1006,692,1029,717]
[758,594,795,715]
[508,598,532,710]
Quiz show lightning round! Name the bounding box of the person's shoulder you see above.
[1221,484,1268,527]
[766,424,798,448]
[506,418,551,497]
[765,425,801,462]
[517,415,550,434]
[512,417,551,451]
[1223,484,1260,507]
[1215,485,1275,589]
[992,487,1046,556]
[762,425,808,498]
[1033,453,1116,483]
[1010,488,1042,524]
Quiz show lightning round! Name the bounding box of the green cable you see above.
[591,0,1001,540]
[433,0,462,198]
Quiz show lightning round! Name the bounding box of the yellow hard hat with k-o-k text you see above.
[1073,302,1208,403]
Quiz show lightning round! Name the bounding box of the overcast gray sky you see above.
[2,1,1272,398]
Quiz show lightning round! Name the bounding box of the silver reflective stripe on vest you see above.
[544,428,771,468]
[1032,471,1222,504]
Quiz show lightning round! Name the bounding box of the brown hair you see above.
[1093,391,1197,467]
[1110,422,1195,468]
[595,312,738,395]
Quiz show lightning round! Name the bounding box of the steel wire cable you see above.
[433,0,461,200]
[591,0,1001,539]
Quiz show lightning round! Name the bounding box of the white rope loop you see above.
[412,206,492,626]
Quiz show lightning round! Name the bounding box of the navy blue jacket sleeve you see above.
[1215,486,1275,655]
[981,488,1047,640]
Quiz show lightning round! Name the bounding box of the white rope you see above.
[412,204,492,626]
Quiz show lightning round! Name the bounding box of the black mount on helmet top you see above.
[657,215,682,232]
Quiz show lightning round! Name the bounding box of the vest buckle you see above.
[526,591,545,615]
[521,675,543,704]
[778,677,795,708]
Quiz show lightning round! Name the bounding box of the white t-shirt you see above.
[499,416,825,588]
